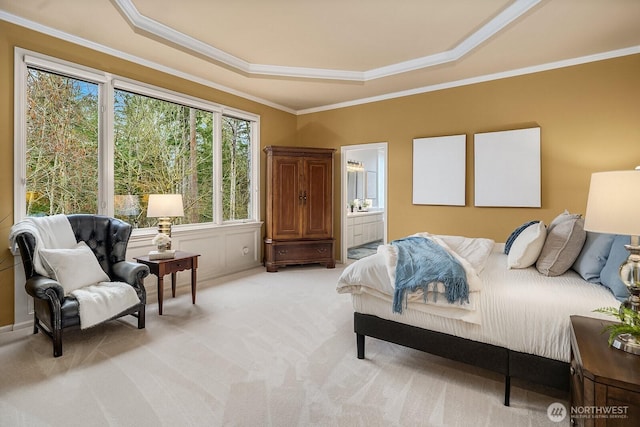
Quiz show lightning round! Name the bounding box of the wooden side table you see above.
[135,251,201,315]
[570,315,640,426]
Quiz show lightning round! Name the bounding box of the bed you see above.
[336,221,626,406]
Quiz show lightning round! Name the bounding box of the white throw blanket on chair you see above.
[9,214,77,276]
[71,282,140,329]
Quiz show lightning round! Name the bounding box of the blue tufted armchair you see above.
[13,214,149,357]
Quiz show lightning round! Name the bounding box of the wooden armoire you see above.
[264,146,336,272]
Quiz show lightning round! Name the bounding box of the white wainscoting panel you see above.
[224,228,260,270]
[129,222,263,296]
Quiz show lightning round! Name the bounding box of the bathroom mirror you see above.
[347,169,364,202]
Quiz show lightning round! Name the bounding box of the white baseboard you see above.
[0,320,32,334]
[1,319,32,333]
[12,320,33,330]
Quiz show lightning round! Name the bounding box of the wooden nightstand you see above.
[570,315,640,426]
[135,251,200,315]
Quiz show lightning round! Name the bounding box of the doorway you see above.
[340,142,388,263]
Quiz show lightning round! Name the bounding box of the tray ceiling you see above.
[1,0,639,113]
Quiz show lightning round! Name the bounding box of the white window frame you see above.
[219,107,260,225]
[14,47,260,232]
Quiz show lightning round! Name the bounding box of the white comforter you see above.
[337,234,495,324]
[338,239,621,361]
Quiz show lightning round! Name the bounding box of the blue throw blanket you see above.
[392,236,469,313]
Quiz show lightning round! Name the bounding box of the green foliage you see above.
[222,116,251,221]
[26,69,99,215]
[25,68,252,227]
[113,90,216,226]
[594,305,640,345]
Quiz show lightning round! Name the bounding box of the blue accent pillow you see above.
[571,232,616,283]
[599,235,631,302]
[505,220,540,254]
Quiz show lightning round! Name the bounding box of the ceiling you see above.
[1,0,639,114]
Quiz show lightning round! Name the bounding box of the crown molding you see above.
[113,0,541,82]
[297,45,640,115]
[364,0,541,80]
[114,0,252,73]
[0,10,296,114]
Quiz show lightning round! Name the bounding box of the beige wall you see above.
[1,20,639,328]
[297,54,640,251]
[0,21,297,327]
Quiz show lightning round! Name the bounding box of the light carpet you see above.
[0,264,568,426]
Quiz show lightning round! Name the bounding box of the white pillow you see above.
[39,241,110,294]
[507,221,547,269]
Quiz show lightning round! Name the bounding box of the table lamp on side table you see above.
[584,169,640,354]
[147,194,184,259]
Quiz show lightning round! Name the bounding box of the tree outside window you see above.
[24,65,256,228]
[26,69,99,216]
[113,90,214,227]
[222,116,252,221]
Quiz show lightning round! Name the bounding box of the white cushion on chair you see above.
[40,241,110,294]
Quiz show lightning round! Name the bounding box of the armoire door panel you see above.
[304,159,332,238]
[272,158,302,239]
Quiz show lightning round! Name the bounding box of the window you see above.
[26,69,100,216]
[113,89,214,227]
[222,116,252,221]
[16,50,259,230]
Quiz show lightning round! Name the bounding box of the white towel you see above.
[71,282,140,329]
[9,214,76,276]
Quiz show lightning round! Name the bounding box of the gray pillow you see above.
[600,235,631,302]
[571,232,616,283]
[536,216,586,276]
[548,210,582,232]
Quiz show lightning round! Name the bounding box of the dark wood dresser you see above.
[570,315,640,426]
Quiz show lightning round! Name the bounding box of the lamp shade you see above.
[584,170,640,236]
[147,194,184,217]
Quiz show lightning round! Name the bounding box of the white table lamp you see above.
[147,194,184,239]
[584,170,640,354]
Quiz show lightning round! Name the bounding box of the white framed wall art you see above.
[412,134,466,206]
[474,127,541,207]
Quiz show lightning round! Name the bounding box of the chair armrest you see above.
[112,261,150,285]
[25,275,65,301]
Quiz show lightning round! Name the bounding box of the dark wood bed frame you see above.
[354,312,569,406]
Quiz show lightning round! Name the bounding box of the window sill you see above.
[131,220,263,240]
